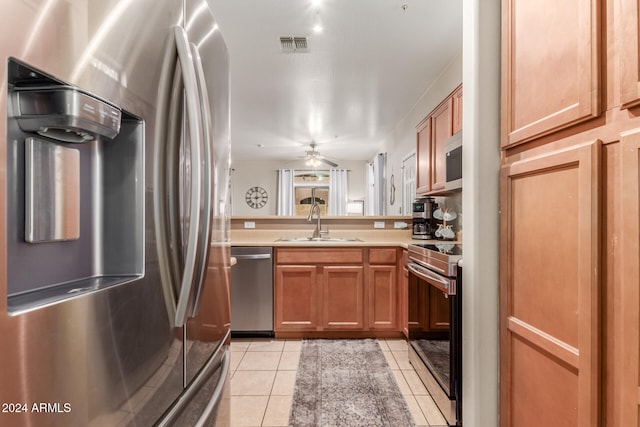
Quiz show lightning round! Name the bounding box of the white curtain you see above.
[365,162,375,215]
[366,153,386,216]
[329,169,348,216]
[277,169,294,216]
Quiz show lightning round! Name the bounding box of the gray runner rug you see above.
[288,339,416,427]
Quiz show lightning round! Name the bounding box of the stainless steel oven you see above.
[407,243,462,426]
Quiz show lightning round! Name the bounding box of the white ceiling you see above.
[208,0,462,163]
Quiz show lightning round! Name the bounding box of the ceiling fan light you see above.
[306,156,321,168]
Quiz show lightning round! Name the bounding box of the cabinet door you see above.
[620,0,640,108]
[620,132,640,426]
[428,286,450,331]
[452,85,463,134]
[502,0,601,146]
[401,250,409,338]
[274,265,317,331]
[416,116,432,195]
[368,265,397,330]
[408,273,428,331]
[430,98,452,192]
[322,266,364,330]
[500,141,601,427]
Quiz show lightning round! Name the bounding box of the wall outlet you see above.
[373,221,385,229]
[394,221,408,229]
[244,221,256,229]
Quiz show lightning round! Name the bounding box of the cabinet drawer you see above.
[275,247,364,264]
[369,248,397,264]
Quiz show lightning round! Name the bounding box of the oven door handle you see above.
[408,262,455,295]
[408,256,447,275]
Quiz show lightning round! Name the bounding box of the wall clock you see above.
[245,186,268,209]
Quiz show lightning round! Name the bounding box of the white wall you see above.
[376,7,501,424]
[381,53,463,215]
[462,0,501,425]
[231,159,367,216]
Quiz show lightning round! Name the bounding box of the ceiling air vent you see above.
[280,36,308,53]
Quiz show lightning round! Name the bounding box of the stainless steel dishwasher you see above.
[230,247,274,337]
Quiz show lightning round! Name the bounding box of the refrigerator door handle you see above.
[188,42,213,318]
[154,28,185,321]
[173,25,204,327]
[155,332,231,427]
[194,349,230,427]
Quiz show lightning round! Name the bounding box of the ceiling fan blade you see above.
[319,157,338,167]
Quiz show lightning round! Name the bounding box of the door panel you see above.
[502,0,601,146]
[322,266,364,329]
[430,98,452,191]
[416,117,432,195]
[275,266,318,331]
[368,265,397,330]
[620,131,640,426]
[428,287,450,330]
[183,0,232,393]
[620,0,640,108]
[500,141,601,426]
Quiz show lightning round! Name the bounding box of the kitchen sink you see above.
[275,237,362,242]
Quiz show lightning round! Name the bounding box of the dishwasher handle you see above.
[233,254,272,260]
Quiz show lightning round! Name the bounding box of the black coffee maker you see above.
[412,197,438,240]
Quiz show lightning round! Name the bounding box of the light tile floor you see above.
[229,338,447,427]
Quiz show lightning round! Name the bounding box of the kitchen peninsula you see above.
[231,216,458,340]
[231,216,415,247]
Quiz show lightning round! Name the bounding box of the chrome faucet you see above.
[307,189,327,239]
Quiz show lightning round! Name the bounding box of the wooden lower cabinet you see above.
[274,247,401,335]
[274,265,318,331]
[408,273,428,332]
[322,266,364,329]
[500,141,601,427]
[428,287,450,330]
[400,250,409,338]
[368,265,397,330]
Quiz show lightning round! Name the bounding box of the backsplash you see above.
[434,192,462,239]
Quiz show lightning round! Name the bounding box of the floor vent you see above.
[280,36,308,53]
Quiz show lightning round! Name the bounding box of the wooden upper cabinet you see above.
[620,0,640,108]
[416,116,432,195]
[430,98,453,192]
[416,86,460,196]
[501,0,601,147]
[500,141,601,427]
[452,85,463,134]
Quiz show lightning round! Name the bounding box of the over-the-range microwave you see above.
[445,131,462,191]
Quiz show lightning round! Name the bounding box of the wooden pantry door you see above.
[500,141,601,427]
[620,131,640,426]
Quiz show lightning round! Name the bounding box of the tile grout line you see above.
[260,348,283,427]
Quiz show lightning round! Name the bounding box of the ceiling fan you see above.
[301,142,338,168]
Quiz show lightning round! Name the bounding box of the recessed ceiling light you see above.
[313,12,323,33]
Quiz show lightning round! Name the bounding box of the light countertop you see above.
[231,229,452,248]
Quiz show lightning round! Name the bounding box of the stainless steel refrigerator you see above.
[0,0,232,425]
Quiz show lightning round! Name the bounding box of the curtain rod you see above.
[274,169,352,172]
